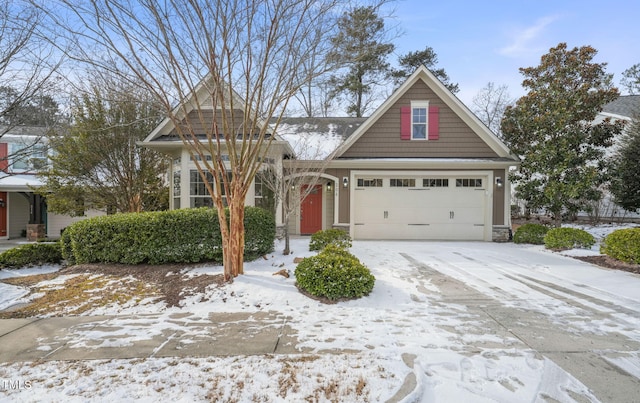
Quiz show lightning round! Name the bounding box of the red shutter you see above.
[428,106,439,140]
[400,107,411,140]
[0,143,7,172]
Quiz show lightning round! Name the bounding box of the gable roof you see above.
[332,65,517,160]
[143,75,285,144]
[601,95,640,120]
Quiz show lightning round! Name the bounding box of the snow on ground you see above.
[0,266,61,311]
[0,224,638,402]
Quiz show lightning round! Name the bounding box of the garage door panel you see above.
[353,174,489,240]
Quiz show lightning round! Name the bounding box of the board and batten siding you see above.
[340,80,498,159]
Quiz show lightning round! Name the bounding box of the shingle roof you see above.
[602,95,640,118]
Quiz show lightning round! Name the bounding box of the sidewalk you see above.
[0,311,307,363]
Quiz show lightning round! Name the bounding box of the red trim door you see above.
[300,185,322,235]
[0,192,7,238]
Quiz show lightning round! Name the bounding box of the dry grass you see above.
[0,273,160,318]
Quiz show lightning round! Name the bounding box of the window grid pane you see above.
[412,107,427,139]
[390,178,416,187]
[423,178,449,187]
[357,178,383,187]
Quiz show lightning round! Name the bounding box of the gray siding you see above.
[340,81,498,159]
[169,109,256,135]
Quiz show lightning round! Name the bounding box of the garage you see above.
[352,172,490,240]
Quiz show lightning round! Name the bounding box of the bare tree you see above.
[471,82,513,139]
[259,127,339,254]
[38,0,344,281]
[0,1,62,173]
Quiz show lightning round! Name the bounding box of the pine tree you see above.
[327,6,394,117]
[392,46,459,93]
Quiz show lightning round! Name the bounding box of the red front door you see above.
[0,192,6,238]
[300,185,322,235]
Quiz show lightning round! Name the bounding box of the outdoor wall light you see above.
[343,177,349,188]
[495,177,503,188]
[326,182,332,192]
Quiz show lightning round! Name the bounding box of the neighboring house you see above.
[0,126,103,240]
[142,66,520,241]
[583,95,640,220]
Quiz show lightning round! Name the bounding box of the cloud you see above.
[499,15,560,57]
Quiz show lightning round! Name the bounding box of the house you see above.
[583,95,640,220]
[0,126,103,240]
[142,66,520,241]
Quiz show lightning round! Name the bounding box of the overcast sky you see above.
[386,0,639,105]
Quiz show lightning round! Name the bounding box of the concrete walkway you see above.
[0,311,306,362]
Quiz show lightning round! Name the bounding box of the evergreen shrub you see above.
[62,207,274,265]
[600,228,640,264]
[309,228,352,251]
[513,223,549,244]
[544,227,595,250]
[0,242,63,268]
[295,245,375,301]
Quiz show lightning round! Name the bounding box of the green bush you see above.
[601,228,640,264]
[295,245,375,301]
[63,207,274,265]
[513,223,549,244]
[309,228,352,251]
[544,227,595,250]
[0,242,63,268]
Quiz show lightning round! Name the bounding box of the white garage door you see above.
[353,175,488,240]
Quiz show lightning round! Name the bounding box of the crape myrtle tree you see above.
[610,116,640,213]
[391,46,459,94]
[501,43,623,227]
[327,5,395,117]
[37,75,168,214]
[38,0,350,281]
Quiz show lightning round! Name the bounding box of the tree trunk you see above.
[283,215,291,255]
[227,195,246,277]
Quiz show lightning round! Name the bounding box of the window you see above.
[456,178,483,188]
[357,178,383,187]
[411,101,428,140]
[254,173,275,214]
[423,178,449,187]
[10,142,48,172]
[189,170,230,207]
[390,178,416,187]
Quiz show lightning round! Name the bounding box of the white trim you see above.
[327,158,517,170]
[285,172,340,229]
[410,100,429,141]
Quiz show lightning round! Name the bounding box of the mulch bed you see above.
[571,255,640,275]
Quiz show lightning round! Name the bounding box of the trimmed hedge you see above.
[61,207,275,265]
[309,229,352,251]
[544,227,595,250]
[295,245,375,301]
[601,228,640,264]
[513,223,548,244]
[0,243,63,268]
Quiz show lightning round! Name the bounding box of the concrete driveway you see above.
[350,241,640,403]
